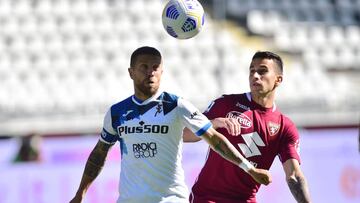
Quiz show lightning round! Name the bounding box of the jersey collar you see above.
[131,90,163,106]
[246,92,276,112]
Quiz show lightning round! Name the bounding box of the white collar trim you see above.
[132,90,162,106]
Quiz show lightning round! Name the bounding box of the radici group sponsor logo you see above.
[133,142,157,158]
[226,111,252,129]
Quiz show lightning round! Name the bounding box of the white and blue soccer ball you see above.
[162,0,205,39]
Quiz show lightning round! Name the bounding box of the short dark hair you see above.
[252,51,283,73]
[130,46,162,67]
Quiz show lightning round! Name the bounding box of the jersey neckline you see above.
[131,90,163,106]
[246,92,276,112]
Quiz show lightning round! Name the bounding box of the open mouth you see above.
[252,82,261,87]
[146,80,156,86]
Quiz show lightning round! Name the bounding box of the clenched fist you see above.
[248,168,272,185]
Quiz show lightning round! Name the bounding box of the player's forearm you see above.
[74,142,111,197]
[203,129,248,167]
[183,127,202,142]
[76,157,105,194]
[287,174,311,203]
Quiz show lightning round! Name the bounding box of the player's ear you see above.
[275,75,283,87]
[128,67,134,79]
[159,61,164,74]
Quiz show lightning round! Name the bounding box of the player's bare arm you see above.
[70,141,112,203]
[283,159,312,203]
[183,127,202,142]
[202,127,272,185]
[183,118,241,142]
[84,141,112,178]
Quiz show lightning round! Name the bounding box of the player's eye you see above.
[139,64,148,70]
[258,69,268,75]
[152,64,160,70]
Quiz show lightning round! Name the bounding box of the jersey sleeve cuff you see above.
[195,122,212,136]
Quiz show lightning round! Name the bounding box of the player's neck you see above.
[251,91,275,108]
[133,92,148,102]
[134,88,161,102]
[133,87,152,101]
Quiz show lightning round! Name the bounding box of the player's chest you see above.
[221,110,282,160]
[114,107,176,138]
[224,109,282,144]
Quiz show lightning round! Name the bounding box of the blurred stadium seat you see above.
[0,0,359,135]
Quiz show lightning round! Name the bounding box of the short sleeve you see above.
[177,97,212,136]
[278,120,301,164]
[99,108,118,145]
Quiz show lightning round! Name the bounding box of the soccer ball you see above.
[162,0,205,39]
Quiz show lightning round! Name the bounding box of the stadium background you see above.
[0,0,359,202]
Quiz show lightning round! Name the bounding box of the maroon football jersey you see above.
[190,93,301,203]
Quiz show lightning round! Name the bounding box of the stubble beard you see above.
[137,82,159,98]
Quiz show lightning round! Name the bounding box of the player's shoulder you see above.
[214,93,246,102]
[160,91,180,103]
[285,116,297,128]
[275,108,294,123]
[159,91,182,115]
[278,111,297,129]
[108,96,133,115]
[281,116,299,137]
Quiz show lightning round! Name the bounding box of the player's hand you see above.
[248,168,272,185]
[211,118,241,136]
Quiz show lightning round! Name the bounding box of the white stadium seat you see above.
[0,0,358,134]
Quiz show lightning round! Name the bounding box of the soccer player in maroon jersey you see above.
[184,51,312,203]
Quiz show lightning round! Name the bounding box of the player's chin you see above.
[147,86,160,94]
[144,82,157,88]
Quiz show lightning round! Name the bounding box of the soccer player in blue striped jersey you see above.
[70,46,271,203]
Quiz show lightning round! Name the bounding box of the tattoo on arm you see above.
[73,141,112,197]
[212,138,239,163]
[84,142,112,178]
[203,129,245,166]
[213,140,228,157]
[287,175,311,203]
